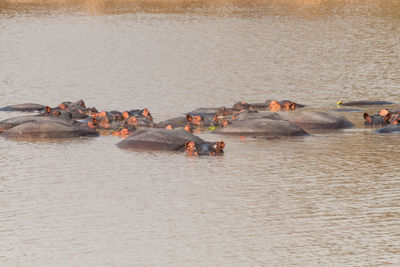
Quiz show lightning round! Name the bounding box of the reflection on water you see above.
[0,0,400,266]
[2,0,400,17]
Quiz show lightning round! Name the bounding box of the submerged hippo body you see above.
[289,112,354,130]
[231,111,284,122]
[339,100,395,106]
[0,119,98,139]
[376,124,400,133]
[332,108,363,113]
[0,103,46,112]
[363,112,391,127]
[155,116,188,129]
[266,100,306,112]
[117,129,224,155]
[0,115,76,133]
[213,118,307,138]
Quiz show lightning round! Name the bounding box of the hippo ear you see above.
[289,102,296,110]
[186,114,193,122]
[141,108,149,117]
[363,113,372,122]
[122,111,130,119]
[213,114,219,122]
[193,115,202,125]
[378,109,390,116]
[76,99,86,108]
[184,125,193,133]
[45,106,51,114]
[165,124,173,130]
[185,141,195,151]
[383,113,392,122]
[269,100,281,111]
[217,141,225,150]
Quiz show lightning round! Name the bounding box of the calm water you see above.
[1,1,400,266]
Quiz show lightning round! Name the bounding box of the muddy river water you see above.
[0,0,399,266]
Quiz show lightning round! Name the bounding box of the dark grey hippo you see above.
[230,111,283,122]
[0,116,98,139]
[376,124,400,133]
[0,115,76,133]
[117,128,225,155]
[0,103,46,112]
[332,108,362,113]
[289,112,354,130]
[363,112,391,127]
[213,117,307,138]
[154,116,188,129]
[338,100,395,106]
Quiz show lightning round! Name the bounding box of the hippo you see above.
[332,108,363,113]
[57,100,97,119]
[266,100,305,112]
[213,117,307,138]
[338,100,395,106]
[289,112,354,130]
[375,124,400,133]
[230,111,283,122]
[117,128,225,156]
[87,107,154,136]
[41,106,73,120]
[154,116,188,129]
[232,101,255,111]
[363,112,391,127]
[0,115,76,133]
[0,103,46,112]
[124,108,153,121]
[0,117,98,139]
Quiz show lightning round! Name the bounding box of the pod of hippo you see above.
[0,99,399,156]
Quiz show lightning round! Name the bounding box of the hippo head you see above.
[141,108,153,121]
[268,101,281,112]
[280,100,296,110]
[75,99,86,108]
[44,106,72,120]
[0,123,15,133]
[232,101,252,111]
[363,112,391,127]
[186,114,203,126]
[126,116,138,126]
[184,141,225,156]
[269,100,296,111]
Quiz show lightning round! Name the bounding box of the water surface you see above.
[0,1,399,266]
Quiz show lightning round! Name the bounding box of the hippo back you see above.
[117,129,205,151]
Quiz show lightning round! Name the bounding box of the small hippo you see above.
[267,100,305,112]
[289,112,354,130]
[41,106,73,120]
[117,128,225,156]
[0,103,46,112]
[363,112,391,127]
[58,100,97,119]
[375,124,400,133]
[0,115,75,133]
[0,117,98,139]
[154,116,188,129]
[338,100,395,106]
[213,117,307,138]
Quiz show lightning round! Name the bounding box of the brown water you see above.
[1,1,400,266]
